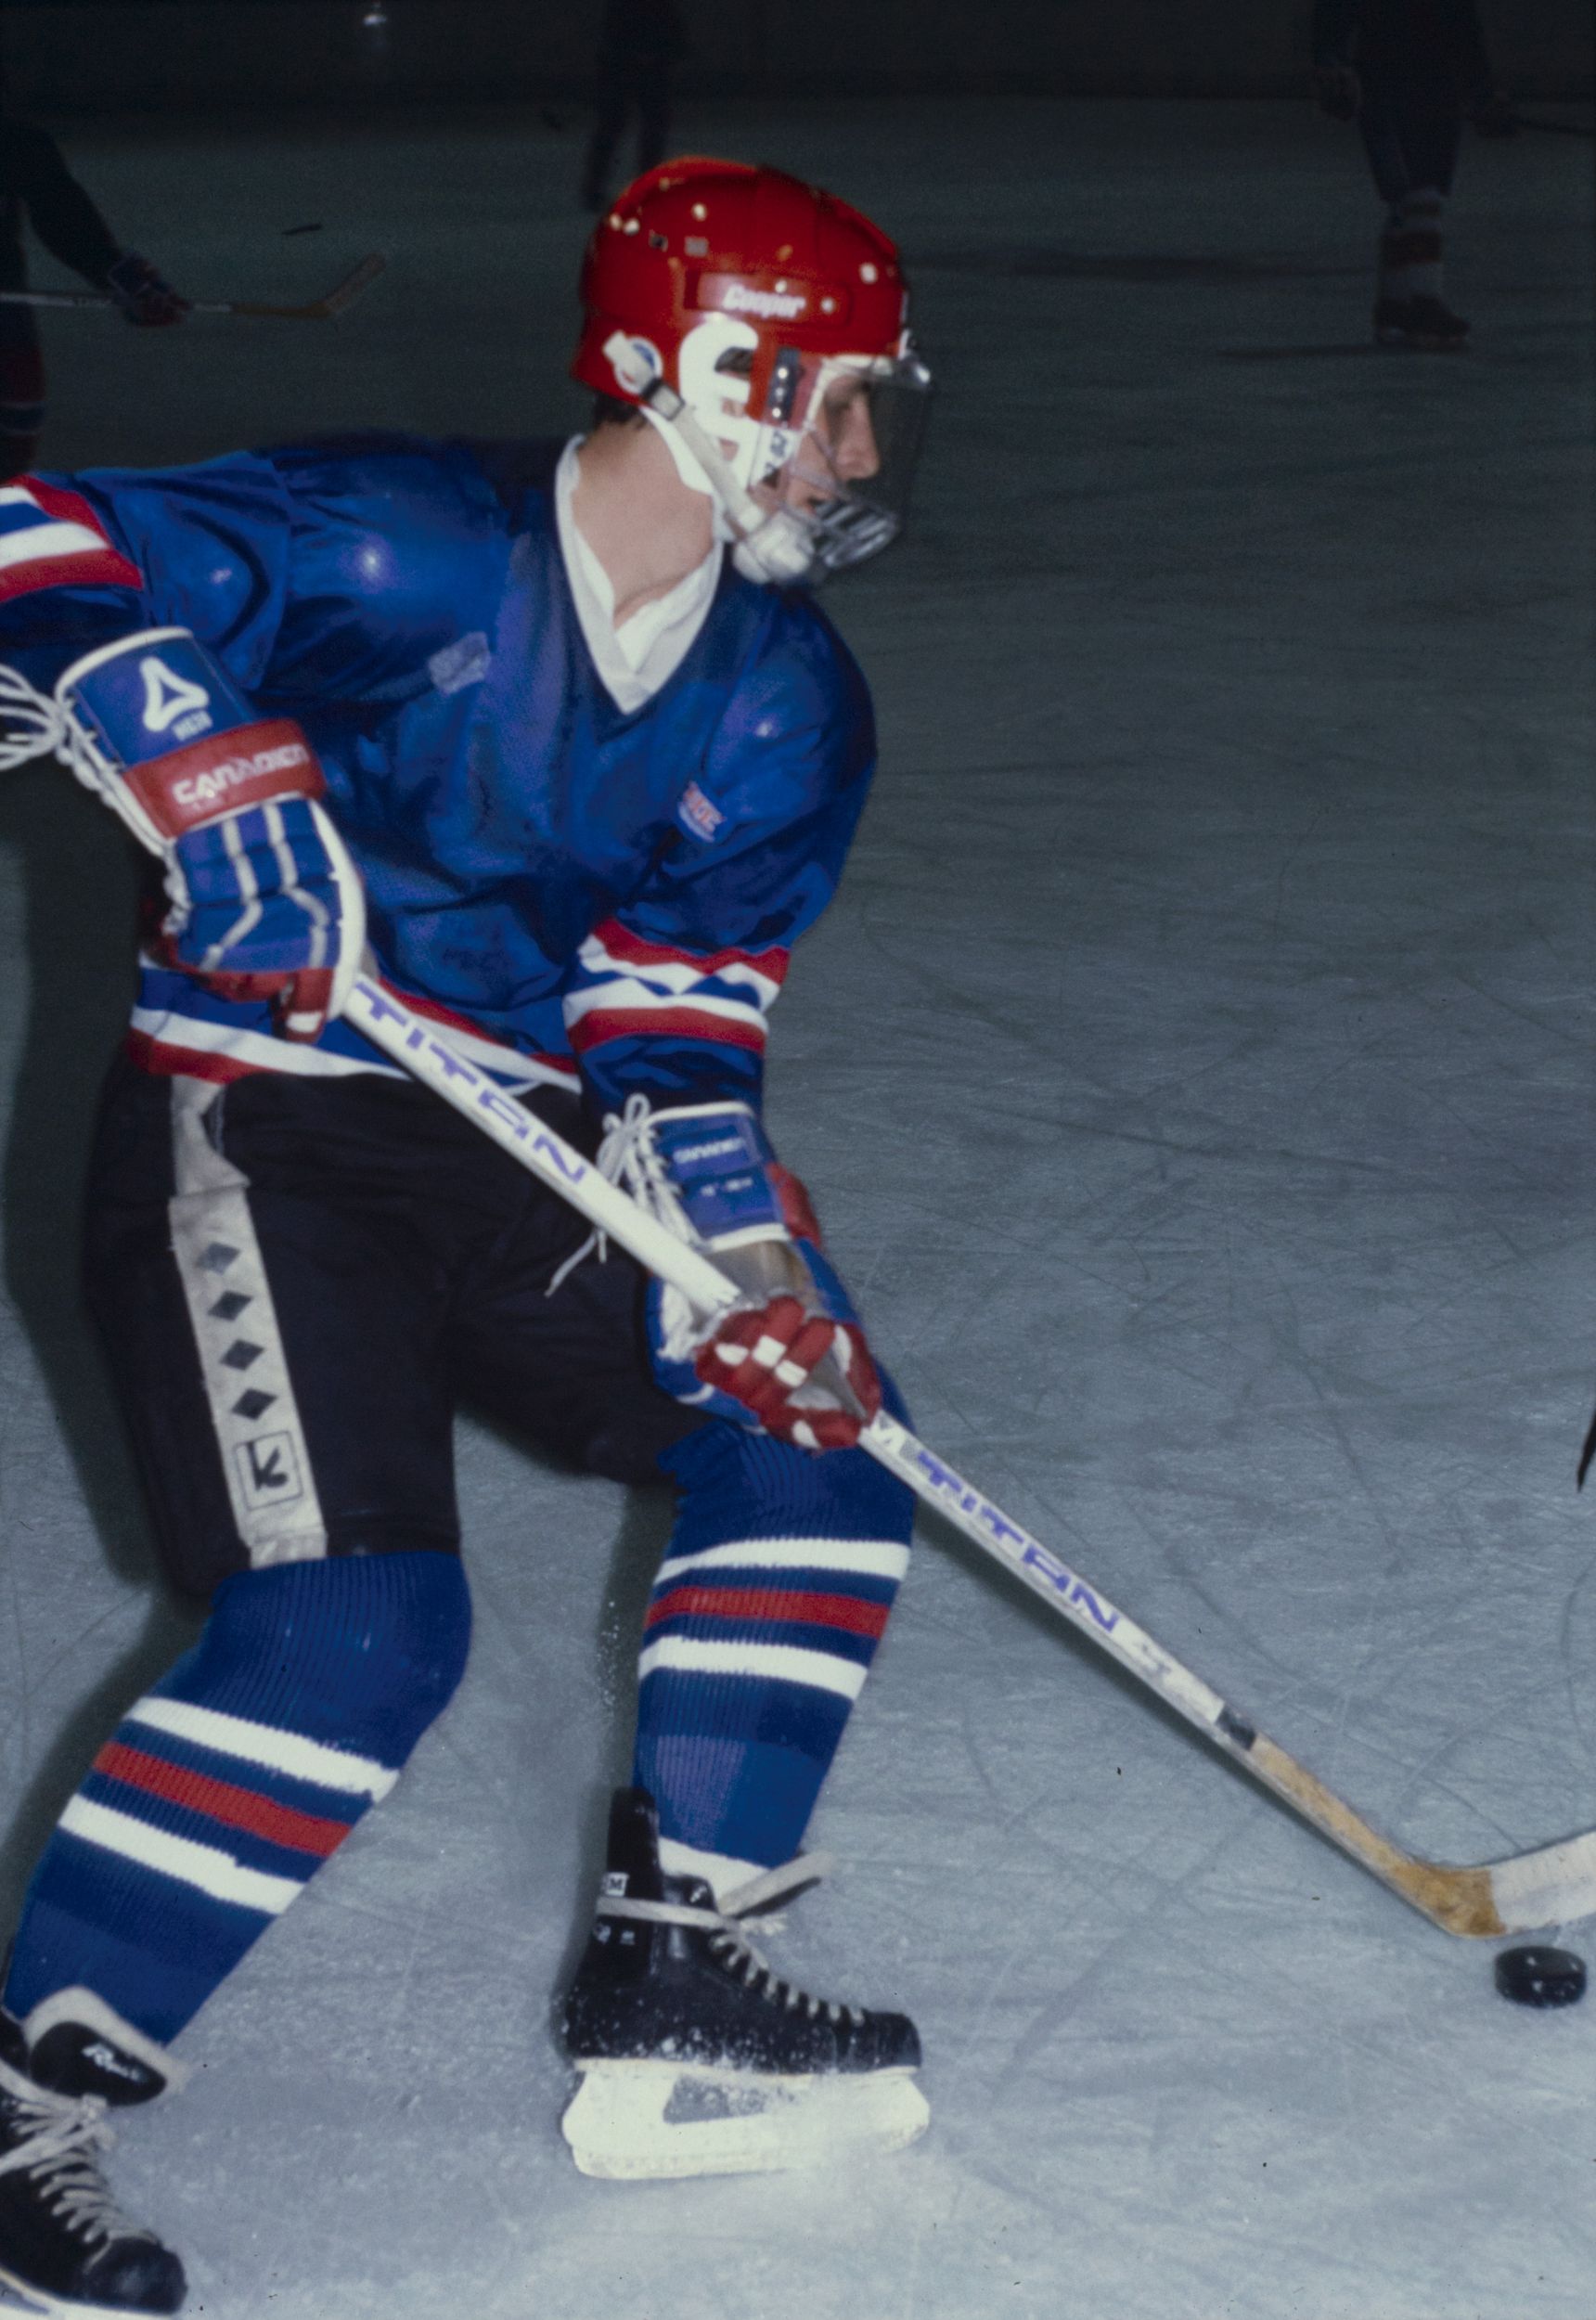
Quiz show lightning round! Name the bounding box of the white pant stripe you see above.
[167,1076,328,1566]
[653,1537,910,1588]
[638,1636,868,1702]
[125,1697,397,1801]
[59,1798,302,1916]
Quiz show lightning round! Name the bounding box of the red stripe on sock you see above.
[645,1585,890,1639]
[566,1007,767,1053]
[93,1742,354,1860]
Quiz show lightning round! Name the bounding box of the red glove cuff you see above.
[123,719,325,840]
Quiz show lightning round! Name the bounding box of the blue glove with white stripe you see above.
[160,794,356,1040]
[55,626,363,1040]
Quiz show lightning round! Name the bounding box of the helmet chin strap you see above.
[603,334,817,586]
[647,393,816,586]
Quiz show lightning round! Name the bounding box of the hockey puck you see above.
[1494,1945,1587,2008]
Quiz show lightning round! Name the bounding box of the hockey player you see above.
[0,158,933,2314]
[0,79,188,474]
[1310,0,1515,349]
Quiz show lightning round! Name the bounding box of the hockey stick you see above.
[342,973,1596,1940]
[1508,114,1596,139]
[0,253,387,321]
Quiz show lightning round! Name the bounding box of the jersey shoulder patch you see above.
[0,479,144,604]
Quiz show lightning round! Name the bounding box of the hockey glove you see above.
[55,627,363,1040]
[103,251,190,328]
[597,1098,883,1452]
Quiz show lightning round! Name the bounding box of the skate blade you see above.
[561,2059,930,2181]
[0,2257,129,2319]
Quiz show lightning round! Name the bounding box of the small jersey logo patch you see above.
[428,631,492,696]
[0,479,143,603]
[677,780,725,843]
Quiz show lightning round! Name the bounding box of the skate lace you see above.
[600,1851,867,2028]
[0,2061,150,2250]
[545,1094,688,1295]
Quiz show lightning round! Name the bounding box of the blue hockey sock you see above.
[637,1424,914,1873]
[3,1551,470,2046]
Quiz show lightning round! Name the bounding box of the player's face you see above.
[762,370,883,519]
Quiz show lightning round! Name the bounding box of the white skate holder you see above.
[344,973,1596,1942]
[561,2056,928,2182]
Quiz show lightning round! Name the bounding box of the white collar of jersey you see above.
[555,437,723,715]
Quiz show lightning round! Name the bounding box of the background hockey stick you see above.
[1508,114,1596,138]
[0,253,387,321]
[343,973,1596,1940]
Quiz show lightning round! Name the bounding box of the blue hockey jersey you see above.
[0,434,878,1115]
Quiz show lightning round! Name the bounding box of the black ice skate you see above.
[0,1991,187,2317]
[1374,295,1471,351]
[559,1788,929,2179]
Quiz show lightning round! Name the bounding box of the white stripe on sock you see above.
[653,1536,910,1588]
[58,1797,302,1915]
[124,1697,398,1802]
[638,1635,868,1701]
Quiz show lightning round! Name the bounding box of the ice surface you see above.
[0,97,1592,2320]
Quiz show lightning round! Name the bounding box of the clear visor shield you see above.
[752,350,933,580]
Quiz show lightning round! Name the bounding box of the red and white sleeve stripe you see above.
[561,916,791,1059]
[0,479,143,601]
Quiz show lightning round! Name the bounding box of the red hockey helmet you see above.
[573,158,931,583]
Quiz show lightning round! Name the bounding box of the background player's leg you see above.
[1360,73,1468,347]
[1358,72,1422,340]
[581,58,630,211]
[1392,96,1468,346]
[0,305,45,480]
[636,60,673,180]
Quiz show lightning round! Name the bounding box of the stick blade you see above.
[228,252,388,322]
[315,251,387,318]
[1487,1830,1596,1935]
